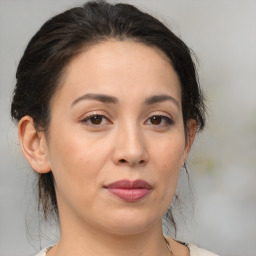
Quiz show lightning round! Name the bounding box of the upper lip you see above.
[104,179,152,189]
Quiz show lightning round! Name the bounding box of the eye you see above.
[81,114,111,126]
[146,115,173,126]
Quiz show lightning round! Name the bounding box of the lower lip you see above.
[107,188,151,202]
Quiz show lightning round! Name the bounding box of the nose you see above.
[112,124,149,167]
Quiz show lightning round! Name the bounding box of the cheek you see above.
[152,136,186,198]
[157,136,185,170]
[46,129,108,199]
[48,123,104,169]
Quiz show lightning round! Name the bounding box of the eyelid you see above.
[146,111,173,120]
[80,111,113,127]
[144,112,174,126]
[79,109,112,121]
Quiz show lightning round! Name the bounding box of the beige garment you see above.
[36,244,220,256]
[188,244,220,256]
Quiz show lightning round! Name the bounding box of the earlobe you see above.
[18,116,51,174]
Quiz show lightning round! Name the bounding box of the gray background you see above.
[1,0,256,255]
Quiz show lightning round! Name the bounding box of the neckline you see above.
[43,240,191,255]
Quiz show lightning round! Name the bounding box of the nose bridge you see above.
[113,119,148,166]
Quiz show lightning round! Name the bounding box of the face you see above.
[42,41,194,235]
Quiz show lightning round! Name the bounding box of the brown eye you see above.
[145,115,173,127]
[150,116,162,125]
[81,114,111,127]
[90,115,103,125]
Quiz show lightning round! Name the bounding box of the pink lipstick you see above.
[104,179,152,202]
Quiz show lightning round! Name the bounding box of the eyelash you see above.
[80,113,174,128]
[145,115,174,127]
[81,113,111,127]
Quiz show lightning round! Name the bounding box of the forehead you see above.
[52,40,181,106]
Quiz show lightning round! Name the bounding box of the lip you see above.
[104,179,152,202]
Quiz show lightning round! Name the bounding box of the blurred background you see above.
[0,0,255,255]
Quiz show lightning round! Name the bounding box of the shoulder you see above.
[167,237,219,256]
[35,246,53,256]
[35,242,219,256]
[188,243,220,256]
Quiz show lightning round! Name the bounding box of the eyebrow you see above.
[71,93,118,107]
[144,94,180,109]
[71,93,179,109]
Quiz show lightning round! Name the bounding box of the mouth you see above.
[104,179,152,202]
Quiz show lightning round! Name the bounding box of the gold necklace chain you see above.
[164,237,174,255]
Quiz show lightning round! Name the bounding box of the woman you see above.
[11,1,219,255]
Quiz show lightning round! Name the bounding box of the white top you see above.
[36,244,219,256]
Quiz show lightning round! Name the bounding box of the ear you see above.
[18,116,51,174]
[183,119,197,163]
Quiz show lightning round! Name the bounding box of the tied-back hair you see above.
[11,0,206,232]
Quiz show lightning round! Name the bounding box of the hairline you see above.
[44,37,180,137]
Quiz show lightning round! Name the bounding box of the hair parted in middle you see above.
[11,0,206,233]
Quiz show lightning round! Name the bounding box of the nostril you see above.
[117,158,146,166]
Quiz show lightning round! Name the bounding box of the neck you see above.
[52,216,170,256]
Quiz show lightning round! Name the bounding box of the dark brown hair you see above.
[11,0,206,230]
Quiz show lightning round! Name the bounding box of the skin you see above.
[19,41,196,256]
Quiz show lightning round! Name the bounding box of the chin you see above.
[98,210,160,235]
